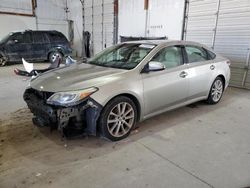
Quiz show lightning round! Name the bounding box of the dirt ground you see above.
[0,64,250,188]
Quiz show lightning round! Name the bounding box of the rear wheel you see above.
[49,51,63,63]
[99,96,137,141]
[0,55,7,66]
[206,77,224,104]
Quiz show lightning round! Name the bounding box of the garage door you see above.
[184,0,250,89]
[84,0,115,55]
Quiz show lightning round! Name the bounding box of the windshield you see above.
[0,33,12,44]
[88,43,156,70]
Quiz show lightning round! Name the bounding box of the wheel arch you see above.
[206,73,227,99]
[47,47,65,60]
[101,93,142,122]
[216,74,226,89]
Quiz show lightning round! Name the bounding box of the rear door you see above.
[184,45,216,99]
[5,32,32,61]
[142,45,189,117]
[30,32,50,60]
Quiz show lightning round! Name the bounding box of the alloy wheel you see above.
[50,52,62,63]
[211,79,223,102]
[107,102,135,138]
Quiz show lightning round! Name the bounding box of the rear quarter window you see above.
[48,32,68,43]
[185,46,209,63]
[206,49,216,60]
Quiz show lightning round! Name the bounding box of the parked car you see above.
[23,40,230,141]
[0,30,72,66]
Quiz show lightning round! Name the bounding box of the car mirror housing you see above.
[7,39,18,45]
[142,61,165,73]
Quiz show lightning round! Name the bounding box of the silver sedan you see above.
[24,40,231,141]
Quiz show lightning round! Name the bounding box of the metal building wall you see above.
[118,0,147,38]
[0,0,33,15]
[36,0,68,40]
[118,0,185,41]
[84,0,115,55]
[68,0,83,57]
[184,0,250,89]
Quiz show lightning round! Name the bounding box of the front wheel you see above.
[206,77,224,104]
[0,55,7,66]
[49,51,63,63]
[99,96,137,141]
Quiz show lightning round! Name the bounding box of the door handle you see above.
[210,65,215,70]
[179,71,188,78]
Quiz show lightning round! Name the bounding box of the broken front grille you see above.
[25,88,54,101]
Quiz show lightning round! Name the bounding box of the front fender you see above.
[91,73,144,121]
[0,51,8,61]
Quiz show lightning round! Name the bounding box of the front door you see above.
[5,32,32,61]
[142,46,189,117]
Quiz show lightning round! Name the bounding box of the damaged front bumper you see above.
[23,88,102,136]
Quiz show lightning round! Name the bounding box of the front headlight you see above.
[47,87,98,106]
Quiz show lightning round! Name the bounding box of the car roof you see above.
[123,40,208,48]
[10,30,61,34]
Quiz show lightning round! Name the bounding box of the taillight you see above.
[226,60,231,66]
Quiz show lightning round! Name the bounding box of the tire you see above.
[206,77,224,104]
[49,51,63,63]
[0,55,7,66]
[99,96,137,141]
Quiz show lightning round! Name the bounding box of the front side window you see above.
[88,43,155,70]
[10,33,32,43]
[185,46,208,63]
[0,33,12,44]
[151,46,183,69]
[48,32,67,43]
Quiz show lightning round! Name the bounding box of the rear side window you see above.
[48,32,67,43]
[33,32,49,43]
[206,49,216,60]
[185,46,209,63]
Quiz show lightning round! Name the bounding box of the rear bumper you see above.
[23,88,102,135]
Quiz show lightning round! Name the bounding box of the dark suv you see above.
[0,30,72,66]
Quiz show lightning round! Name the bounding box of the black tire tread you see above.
[99,96,137,141]
[206,77,224,105]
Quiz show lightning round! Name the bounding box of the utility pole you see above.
[80,0,87,60]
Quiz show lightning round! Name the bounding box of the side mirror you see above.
[7,39,18,45]
[142,61,165,73]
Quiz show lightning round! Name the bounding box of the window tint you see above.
[12,32,32,43]
[48,32,66,42]
[185,46,208,63]
[33,32,49,43]
[89,43,154,70]
[206,49,216,60]
[151,46,182,69]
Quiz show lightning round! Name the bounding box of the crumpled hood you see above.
[30,63,126,92]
